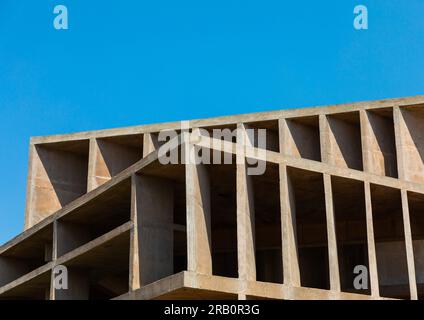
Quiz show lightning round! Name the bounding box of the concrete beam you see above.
[30,96,424,145]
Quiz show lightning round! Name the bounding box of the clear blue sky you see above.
[0,1,423,244]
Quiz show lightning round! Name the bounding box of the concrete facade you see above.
[1,96,424,299]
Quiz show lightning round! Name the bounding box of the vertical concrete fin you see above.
[236,149,256,282]
[360,110,372,173]
[186,143,212,275]
[87,138,98,192]
[280,164,300,287]
[129,174,140,291]
[400,189,418,300]
[323,174,341,292]
[319,114,331,164]
[393,106,407,180]
[24,144,36,230]
[364,182,380,297]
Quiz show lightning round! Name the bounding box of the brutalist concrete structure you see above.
[1,96,424,300]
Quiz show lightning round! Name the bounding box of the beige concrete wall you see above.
[26,145,89,228]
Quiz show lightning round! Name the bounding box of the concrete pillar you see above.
[186,143,212,275]
[132,174,174,286]
[49,221,58,300]
[236,154,256,282]
[400,189,418,300]
[280,164,300,287]
[364,182,380,297]
[319,114,331,164]
[87,138,98,192]
[129,175,140,291]
[323,174,341,291]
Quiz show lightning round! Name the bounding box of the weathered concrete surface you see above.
[2,96,424,300]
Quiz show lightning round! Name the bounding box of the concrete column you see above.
[186,143,212,275]
[236,156,256,282]
[360,110,373,174]
[323,174,341,291]
[87,138,98,192]
[24,144,36,230]
[133,174,174,286]
[280,164,300,287]
[49,221,59,300]
[400,189,418,300]
[364,182,380,297]
[319,114,331,164]
[279,118,291,157]
[129,175,140,291]
[393,106,407,180]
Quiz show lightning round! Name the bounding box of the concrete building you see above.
[1,95,424,300]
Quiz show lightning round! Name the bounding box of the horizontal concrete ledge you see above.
[115,271,391,300]
[30,95,424,145]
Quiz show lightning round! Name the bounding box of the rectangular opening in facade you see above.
[243,120,279,152]
[134,160,187,285]
[284,116,321,161]
[209,161,238,278]
[287,167,329,290]
[327,112,363,171]
[0,270,51,300]
[56,178,132,257]
[28,140,90,227]
[91,134,143,188]
[252,162,282,283]
[407,191,424,299]
[56,229,130,300]
[371,184,410,299]
[0,224,53,288]
[331,176,369,294]
[398,106,424,183]
[363,109,398,178]
[202,124,238,143]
